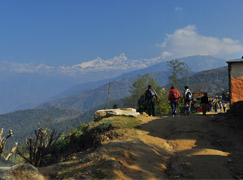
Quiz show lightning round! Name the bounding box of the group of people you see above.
[145,85,211,117]
[212,96,228,113]
[167,85,194,117]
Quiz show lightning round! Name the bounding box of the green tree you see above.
[156,88,171,115]
[167,59,189,88]
[156,88,184,115]
[126,74,161,109]
[137,94,147,113]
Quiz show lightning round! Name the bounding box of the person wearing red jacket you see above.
[168,86,181,117]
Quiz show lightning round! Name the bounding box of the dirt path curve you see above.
[40,113,243,179]
[134,114,235,179]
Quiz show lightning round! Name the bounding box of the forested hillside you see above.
[0,107,83,148]
[174,66,228,93]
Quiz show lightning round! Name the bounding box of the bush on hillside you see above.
[16,128,60,167]
[46,116,142,165]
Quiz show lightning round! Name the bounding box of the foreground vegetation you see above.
[13,116,142,166]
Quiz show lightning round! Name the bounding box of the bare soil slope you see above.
[40,113,243,179]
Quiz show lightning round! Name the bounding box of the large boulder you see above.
[0,163,45,180]
[94,108,140,121]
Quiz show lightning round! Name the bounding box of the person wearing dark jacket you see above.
[145,85,158,116]
[201,93,209,115]
[168,86,180,117]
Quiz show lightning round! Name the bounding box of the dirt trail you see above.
[40,113,243,179]
[132,113,243,179]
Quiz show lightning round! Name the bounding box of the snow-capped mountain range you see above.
[0,53,164,76]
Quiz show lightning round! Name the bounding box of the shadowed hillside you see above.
[164,66,228,93]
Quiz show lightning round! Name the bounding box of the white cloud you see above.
[159,25,243,59]
[162,51,173,58]
[175,7,183,11]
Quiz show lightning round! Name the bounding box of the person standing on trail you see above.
[145,85,158,116]
[218,96,223,112]
[201,93,209,115]
[222,100,228,112]
[168,86,180,117]
[183,86,192,115]
[213,97,220,112]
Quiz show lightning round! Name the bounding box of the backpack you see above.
[170,90,179,100]
[185,91,192,101]
[146,89,156,102]
[150,89,156,97]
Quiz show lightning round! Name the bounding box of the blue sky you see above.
[0,0,243,66]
